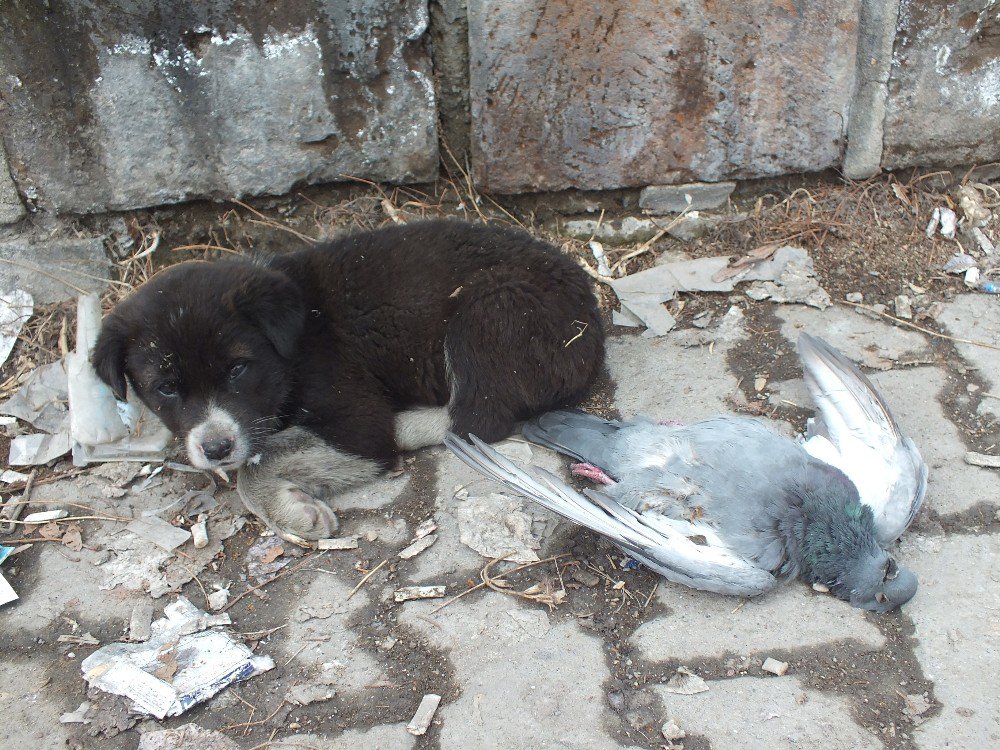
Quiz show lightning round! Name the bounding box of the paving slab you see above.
[936,294,1000,418]
[281,571,384,693]
[632,580,884,664]
[606,333,743,420]
[400,594,640,750]
[775,304,931,369]
[866,368,995,517]
[0,661,76,750]
[652,676,881,750]
[270,723,416,750]
[898,534,1000,749]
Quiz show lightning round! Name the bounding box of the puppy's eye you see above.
[157,380,179,397]
[228,362,248,381]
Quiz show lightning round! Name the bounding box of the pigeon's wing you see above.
[798,333,927,544]
[445,433,778,597]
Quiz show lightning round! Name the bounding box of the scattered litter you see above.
[663,666,709,695]
[965,452,1000,469]
[956,184,992,228]
[672,305,746,348]
[136,723,243,750]
[0,288,32,369]
[126,517,192,552]
[0,359,69,433]
[971,227,996,255]
[247,536,290,581]
[980,281,1000,294]
[812,582,830,593]
[455,493,543,564]
[317,536,360,551]
[68,296,172,465]
[286,682,337,706]
[394,585,446,602]
[207,588,230,611]
[190,516,208,549]
[82,596,274,719]
[129,600,154,642]
[942,253,977,274]
[0,544,16,608]
[611,247,829,336]
[589,240,611,276]
[406,693,442,736]
[964,267,981,289]
[100,511,245,599]
[762,657,789,676]
[398,534,437,559]
[901,692,932,724]
[894,295,913,320]
[286,666,338,706]
[22,508,69,524]
[0,469,30,483]
[59,701,93,725]
[661,719,686,742]
[939,207,957,239]
[8,431,73,465]
[413,517,438,540]
[58,632,100,646]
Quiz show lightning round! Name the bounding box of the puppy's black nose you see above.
[201,437,234,461]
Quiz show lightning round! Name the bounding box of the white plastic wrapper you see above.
[81,597,274,719]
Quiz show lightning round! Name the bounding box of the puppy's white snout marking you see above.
[187,406,249,470]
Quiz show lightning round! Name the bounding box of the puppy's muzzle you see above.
[201,436,234,462]
[186,406,250,470]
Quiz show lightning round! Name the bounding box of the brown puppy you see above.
[93,219,604,541]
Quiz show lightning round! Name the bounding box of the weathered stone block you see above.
[882,1,1000,170]
[639,181,735,214]
[0,141,25,225]
[0,2,437,214]
[469,1,860,192]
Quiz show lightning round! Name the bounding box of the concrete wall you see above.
[1,0,998,218]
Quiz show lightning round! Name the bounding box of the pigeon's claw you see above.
[571,462,616,486]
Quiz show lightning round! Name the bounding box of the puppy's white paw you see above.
[270,484,340,542]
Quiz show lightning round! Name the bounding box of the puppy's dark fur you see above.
[94,220,604,516]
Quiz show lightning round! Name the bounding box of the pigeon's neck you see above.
[781,463,882,586]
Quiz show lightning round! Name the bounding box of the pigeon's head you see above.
[837,549,918,612]
[800,477,918,612]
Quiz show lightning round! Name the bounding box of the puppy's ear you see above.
[92,314,130,401]
[231,270,306,359]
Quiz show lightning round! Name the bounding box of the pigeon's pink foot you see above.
[657,418,683,426]
[571,462,616,486]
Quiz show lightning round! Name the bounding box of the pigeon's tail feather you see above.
[521,410,621,469]
[444,432,778,598]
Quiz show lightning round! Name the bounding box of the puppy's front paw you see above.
[270,484,340,542]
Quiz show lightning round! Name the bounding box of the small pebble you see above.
[762,657,789,676]
[661,719,686,741]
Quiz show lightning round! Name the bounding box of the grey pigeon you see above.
[445,334,926,612]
